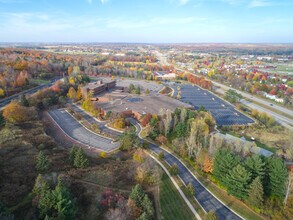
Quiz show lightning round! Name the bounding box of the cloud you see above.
[248,0,271,7]
[179,0,190,5]
[221,0,245,5]
[101,0,109,4]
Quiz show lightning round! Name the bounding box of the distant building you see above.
[153,71,176,80]
[81,79,116,98]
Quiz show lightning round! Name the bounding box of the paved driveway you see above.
[129,118,242,220]
[48,109,119,152]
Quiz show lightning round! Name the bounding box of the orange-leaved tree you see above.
[3,101,30,123]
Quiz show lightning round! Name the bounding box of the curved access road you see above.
[128,118,243,220]
[48,108,119,152]
[53,104,243,220]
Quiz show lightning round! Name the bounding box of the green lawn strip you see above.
[160,173,197,220]
[30,78,50,85]
[149,139,264,220]
[254,140,277,153]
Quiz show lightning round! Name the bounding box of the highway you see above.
[212,80,293,117]
[48,108,119,152]
[0,77,62,110]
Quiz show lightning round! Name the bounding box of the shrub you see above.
[170,164,179,176]
[158,152,164,160]
[99,151,107,158]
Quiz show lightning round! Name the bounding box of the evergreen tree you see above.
[267,157,288,198]
[247,176,264,209]
[175,122,187,138]
[129,184,145,207]
[69,145,78,165]
[52,180,77,220]
[141,194,154,219]
[213,149,240,186]
[36,151,50,172]
[37,179,54,218]
[20,94,29,107]
[73,148,89,168]
[225,164,251,200]
[244,155,265,181]
[33,174,48,196]
[119,132,137,151]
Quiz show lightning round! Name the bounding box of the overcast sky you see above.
[0,0,292,43]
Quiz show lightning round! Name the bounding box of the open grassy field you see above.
[160,173,197,220]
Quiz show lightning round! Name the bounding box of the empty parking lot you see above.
[172,84,254,126]
[48,109,119,152]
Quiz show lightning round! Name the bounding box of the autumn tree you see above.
[67,87,77,101]
[3,101,31,123]
[0,88,5,98]
[203,156,213,173]
[164,110,173,136]
[186,118,209,159]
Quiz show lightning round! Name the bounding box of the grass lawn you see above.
[160,173,197,220]
[30,78,50,85]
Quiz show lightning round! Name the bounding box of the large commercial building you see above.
[81,79,116,98]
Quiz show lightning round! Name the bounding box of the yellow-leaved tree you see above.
[3,101,30,123]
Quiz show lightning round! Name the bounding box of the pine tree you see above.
[267,157,288,198]
[244,155,265,181]
[52,180,77,220]
[36,151,50,172]
[129,184,145,207]
[73,148,89,168]
[33,174,48,196]
[36,178,54,218]
[212,149,240,186]
[225,164,251,200]
[69,145,78,165]
[141,194,154,219]
[247,176,264,209]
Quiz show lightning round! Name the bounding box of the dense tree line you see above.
[32,175,77,220]
[143,107,215,160]
[213,149,288,213]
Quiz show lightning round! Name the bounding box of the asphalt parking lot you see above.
[48,109,119,152]
[171,83,254,126]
